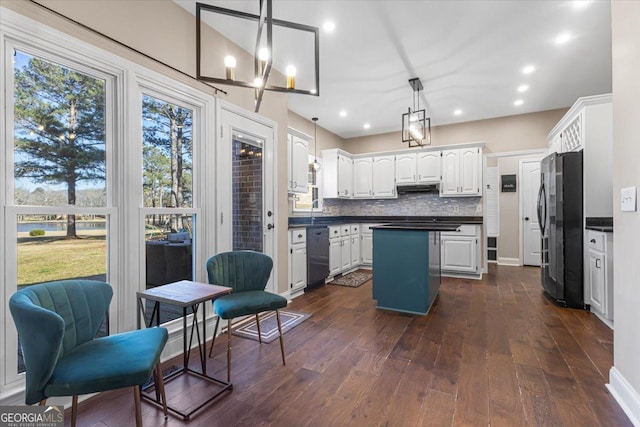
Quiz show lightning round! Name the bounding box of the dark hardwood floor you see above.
[71,265,631,426]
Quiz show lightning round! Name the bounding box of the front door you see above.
[216,103,276,292]
[521,159,541,266]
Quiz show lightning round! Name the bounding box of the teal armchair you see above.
[9,280,168,427]
[206,251,287,381]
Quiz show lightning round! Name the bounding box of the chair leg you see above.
[71,395,78,427]
[255,313,262,344]
[227,318,232,382]
[209,316,220,358]
[154,362,168,419]
[133,386,142,427]
[275,310,286,366]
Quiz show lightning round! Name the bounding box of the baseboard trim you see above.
[607,366,640,426]
[497,257,521,266]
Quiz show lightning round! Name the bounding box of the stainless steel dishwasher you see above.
[306,225,329,290]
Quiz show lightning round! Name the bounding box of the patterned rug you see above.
[232,310,311,343]
[329,271,372,288]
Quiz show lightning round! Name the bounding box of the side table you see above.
[137,280,232,420]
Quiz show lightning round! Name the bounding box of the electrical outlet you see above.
[453,205,460,214]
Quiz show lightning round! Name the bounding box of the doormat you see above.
[329,271,372,288]
[232,310,311,343]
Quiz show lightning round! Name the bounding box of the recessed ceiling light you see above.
[517,85,529,93]
[573,0,591,9]
[522,65,536,74]
[323,21,335,32]
[454,109,463,116]
[514,99,524,106]
[339,110,347,117]
[555,32,571,45]
[363,123,371,129]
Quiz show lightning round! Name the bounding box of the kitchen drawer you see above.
[441,224,477,237]
[350,224,360,235]
[290,229,306,245]
[341,225,352,236]
[329,225,342,239]
[587,230,605,252]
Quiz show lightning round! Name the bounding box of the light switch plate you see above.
[621,186,637,212]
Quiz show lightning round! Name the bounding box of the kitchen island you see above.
[372,223,460,315]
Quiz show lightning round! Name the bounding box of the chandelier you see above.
[402,78,431,147]
[196,1,320,112]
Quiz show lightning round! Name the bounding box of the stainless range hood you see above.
[396,183,440,194]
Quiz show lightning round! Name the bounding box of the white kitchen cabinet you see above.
[440,147,481,197]
[340,236,352,271]
[417,150,441,183]
[353,157,373,198]
[360,223,381,265]
[287,132,309,194]
[350,225,361,266]
[322,149,353,199]
[288,229,307,294]
[395,153,418,185]
[586,229,613,326]
[441,225,481,278]
[372,155,396,198]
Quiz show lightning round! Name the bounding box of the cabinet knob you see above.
[298,234,303,238]
[590,239,596,244]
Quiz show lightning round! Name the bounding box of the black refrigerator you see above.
[537,150,584,309]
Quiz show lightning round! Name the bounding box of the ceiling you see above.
[174,0,612,139]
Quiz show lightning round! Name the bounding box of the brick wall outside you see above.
[232,142,263,252]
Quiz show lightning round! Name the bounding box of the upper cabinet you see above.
[440,147,482,197]
[547,94,612,218]
[322,142,483,199]
[353,157,373,198]
[322,149,353,199]
[395,151,441,185]
[287,131,310,194]
[372,155,396,198]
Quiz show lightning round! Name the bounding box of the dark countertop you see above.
[585,217,613,233]
[372,223,461,231]
[288,215,482,228]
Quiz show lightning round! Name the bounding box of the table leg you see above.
[182,306,188,372]
[201,303,207,375]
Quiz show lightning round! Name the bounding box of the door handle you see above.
[267,224,275,230]
[590,238,596,243]
[524,217,530,221]
[595,259,601,268]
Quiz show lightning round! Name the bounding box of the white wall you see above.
[609,2,640,425]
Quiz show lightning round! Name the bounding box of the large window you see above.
[11,50,110,374]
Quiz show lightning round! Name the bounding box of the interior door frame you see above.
[519,157,545,266]
[482,148,547,273]
[214,100,278,293]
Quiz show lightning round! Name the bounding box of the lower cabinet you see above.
[586,230,613,326]
[360,223,381,265]
[329,237,341,277]
[288,229,307,293]
[329,224,362,277]
[440,225,481,278]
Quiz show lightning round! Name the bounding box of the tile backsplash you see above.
[322,193,482,216]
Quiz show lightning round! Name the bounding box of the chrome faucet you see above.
[310,199,322,225]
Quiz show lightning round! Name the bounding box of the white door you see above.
[361,234,373,264]
[329,239,341,276]
[521,159,541,266]
[290,135,309,193]
[217,104,276,292]
[459,147,480,194]
[351,234,361,266]
[338,154,353,197]
[291,244,307,291]
[341,236,352,271]
[441,236,476,272]
[353,157,373,198]
[588,248,606,314]
[417,151,441,183]
[395,153,417,184]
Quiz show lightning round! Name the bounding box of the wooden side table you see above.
[137,280,232,420]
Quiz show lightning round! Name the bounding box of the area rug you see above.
[329,271,372,288]
[232,310,311,343]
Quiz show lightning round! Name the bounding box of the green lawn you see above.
[17,236,107,286]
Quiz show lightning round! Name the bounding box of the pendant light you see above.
[312,117,321,171]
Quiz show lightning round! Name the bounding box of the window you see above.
[293,155,323,212]
[11,49,111,373]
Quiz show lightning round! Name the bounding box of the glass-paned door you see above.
[232,135,263,252]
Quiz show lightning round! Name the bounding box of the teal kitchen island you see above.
[372,223,460,315]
